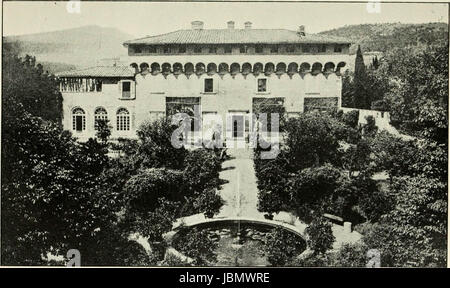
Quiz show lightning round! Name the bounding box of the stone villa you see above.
[57,21,351,143]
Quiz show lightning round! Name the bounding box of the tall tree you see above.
[341,71,355,108]
[2,45,63,123]
[382,41,448,143]
[371,55,380,70]
[353,45,369,109]
[1,51,155,266]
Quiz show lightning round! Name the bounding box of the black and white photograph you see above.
[1,0,448,270]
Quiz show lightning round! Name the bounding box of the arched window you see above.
[184,63,194,75]
[151,62,160,73]
[230,63,240,75]
[242,63,252,75]
[72,107,86,131]
[139,62,149,72]
[287,63,299,74]
[195,63,206,74]
[336,62,346,73]
[207,63,217,74]
[276,62,287,74]
[312,62,323,74]
[253,63,263,75]
[116,108,130,131]
[218,63,229,74]
[173,63,183,74]
[94,107,108,130]
[130,63,139,73]
[264,63,275,75]
[324,62,336,73]
[162,63,171,74]
[300,62,311,73]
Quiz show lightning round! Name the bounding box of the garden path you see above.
[217,147,261,219]
[168,145,362,250]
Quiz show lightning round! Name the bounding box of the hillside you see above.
[4,25,134,69]
[4,23,447,72]
[319,22,448,54]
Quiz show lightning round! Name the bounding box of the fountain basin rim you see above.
[169,215,307,241]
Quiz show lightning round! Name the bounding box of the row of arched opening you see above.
[131,61,346,76]
[72,107,131,132]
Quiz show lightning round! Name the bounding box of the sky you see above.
[3,1,448,38]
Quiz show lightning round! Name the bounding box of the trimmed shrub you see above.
[173,227,217,266]
[265,227,307,267]
[342,109,360,129]
[305,217,335,255]
[135,118,187,169]
[124,168,183,213]
[334,242,368,267]
[183,149,221,194]
[193,188,224,218]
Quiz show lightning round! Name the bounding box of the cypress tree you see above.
[353,45,368,109]
[372,55,379,70]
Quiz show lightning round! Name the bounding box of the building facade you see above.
[58,21,351,143]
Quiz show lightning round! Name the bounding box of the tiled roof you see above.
[124,29,351,46]
[56,66,135,77]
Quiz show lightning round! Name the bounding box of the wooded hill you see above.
[319,22,448,54]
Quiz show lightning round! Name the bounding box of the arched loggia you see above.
[324,62,336,73]
[140,62,149,73]
[230,63,240,75]
[130,63,139,74]
[311,62,323,75]
[207,63,217,75]
[287,63,299,75]
[162,63,171,74]
[264,63,275,75]
[336,62,347,73]
[300,63,311,73]
[276,62,287,74]
[219,63,229,74]
[253,63,264,75]
[242,63,252,75]
[151,62,160,73]
[184,63,194,75]
[173,62,183,74]
[195,63,206,75]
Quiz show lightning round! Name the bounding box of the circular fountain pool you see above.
[172,220,307,266]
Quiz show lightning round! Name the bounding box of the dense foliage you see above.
[173,227,218,266]
[264,227,306,266]
[342,38,448,144]
[2,43,63,123]
[254,41,448,265]
[305,217,335,255]
[1,50,224,265]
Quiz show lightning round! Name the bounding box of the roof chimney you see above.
[244,21,252,30]
[227,21,235,29]
[298,25,305,36]
[191,21,204,30]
